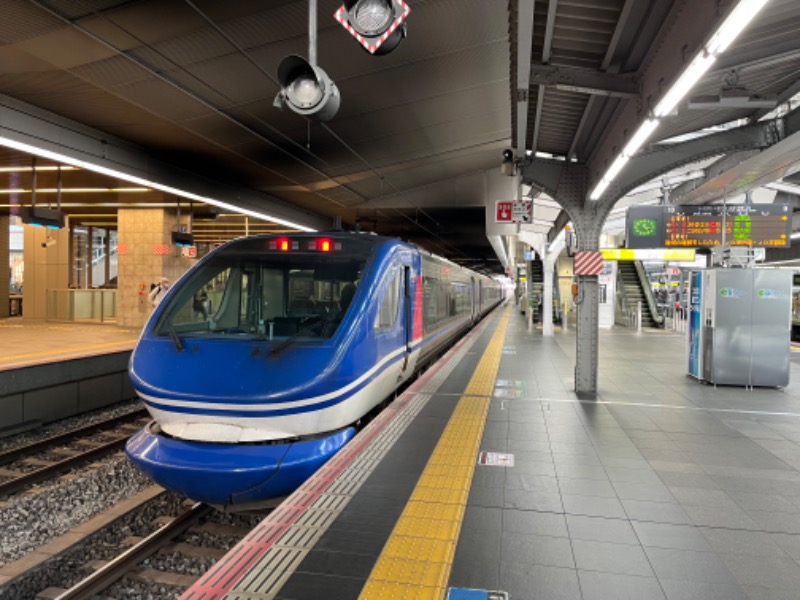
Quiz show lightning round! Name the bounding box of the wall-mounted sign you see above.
[495,200,532,223]
[626,204,791,249]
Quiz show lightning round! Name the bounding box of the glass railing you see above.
[46,289,116,323]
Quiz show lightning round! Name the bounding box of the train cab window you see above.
[375,271,401,330]
[153,237,372,342]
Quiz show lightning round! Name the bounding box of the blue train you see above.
[126,232,502,509]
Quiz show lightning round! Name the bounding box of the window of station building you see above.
[375,270,401,330]
[70,226,118,289]
[9,216,23,294]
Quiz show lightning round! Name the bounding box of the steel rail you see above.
[0,435,132,497]
[54,502,212,600]
[0,409,148,466]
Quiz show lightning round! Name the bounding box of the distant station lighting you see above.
[20,206,65,229]
[274,55,341,122]
[334,0,410,55]
[171,232,194,247]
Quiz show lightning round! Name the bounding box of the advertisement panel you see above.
[687,271,703,379]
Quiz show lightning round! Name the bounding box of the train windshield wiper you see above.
[167,322,185,352]
[270,316,333,356]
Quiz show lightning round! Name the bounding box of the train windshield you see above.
[154,236,374,341]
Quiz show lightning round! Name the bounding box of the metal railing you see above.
[46,289,116,323]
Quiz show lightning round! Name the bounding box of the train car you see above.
[126,232,502,510]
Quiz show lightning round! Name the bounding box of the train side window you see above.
[375,271,401,330]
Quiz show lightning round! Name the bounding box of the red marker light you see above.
[317,238,332,252]
[275,237,290,251]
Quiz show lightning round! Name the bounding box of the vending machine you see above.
[695,269,791,387]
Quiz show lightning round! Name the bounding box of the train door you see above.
[401,265,412,374]
[470,277,477,323]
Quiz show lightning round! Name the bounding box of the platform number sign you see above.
[495,200,532,224]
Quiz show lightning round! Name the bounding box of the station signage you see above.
[626,204,791,249]
[495,200,532,224]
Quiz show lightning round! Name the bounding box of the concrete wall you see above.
[0,351,135,436]
[117,208,194,328]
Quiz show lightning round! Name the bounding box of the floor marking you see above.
[179,306,503,600]
[489,394,800,420]
[359,307,511,599]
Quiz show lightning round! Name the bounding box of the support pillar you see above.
[117,208,193,329]
[542,265,554,336]
[521,163,612,399]
[574,273,599,397]
[22,220,70,320]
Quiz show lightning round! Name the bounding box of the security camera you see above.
[501,148,516,176]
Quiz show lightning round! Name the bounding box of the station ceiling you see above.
[1,0,800,273]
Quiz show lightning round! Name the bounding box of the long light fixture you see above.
[590,0,770,201]
[0,165,78,173]
[0,187,151,194]
[0,135,316,232]
[592,119,659,198]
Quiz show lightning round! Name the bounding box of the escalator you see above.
[617,261,661,328]
[530,259,561,324]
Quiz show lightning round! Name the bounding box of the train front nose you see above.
[126,422,355,507]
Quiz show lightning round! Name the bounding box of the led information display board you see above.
[626,204,791,249]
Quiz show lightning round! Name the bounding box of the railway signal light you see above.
[274,55,341,122]
[334,0,410,55]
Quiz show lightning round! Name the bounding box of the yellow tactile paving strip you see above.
[359,306,511,600]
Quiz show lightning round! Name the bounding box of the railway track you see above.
[0,408,148,498]
[4,492,264,600]
[53,502,213,599]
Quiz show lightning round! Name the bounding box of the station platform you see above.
[0,318,139,435]
[184,304,800,600]
[0,318,137,371]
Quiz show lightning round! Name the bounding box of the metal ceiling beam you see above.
[547,208,572,244]
[518,157,566,199]
[529,64,639,99]
[606,121,778,204]
[588,0,737,186]
[531,0,558,154]
[516,0,536,155]
[567,0,636,160]
[671,108,800,205]
[669,149,760,202]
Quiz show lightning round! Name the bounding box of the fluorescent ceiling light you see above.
[591,0,771,201]
[622,119,659,157]
[653,53,717,117]
[706,0,770,54]
[791,231,800,240]
[590,155,629,200]
[0,135,315,232]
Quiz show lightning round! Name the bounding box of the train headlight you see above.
[274,55,341,122]
[334,0,410,56]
